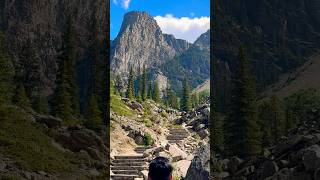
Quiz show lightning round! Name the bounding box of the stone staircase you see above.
[111,155,148,180]
[134,146,153,154]
[167,128,189,144]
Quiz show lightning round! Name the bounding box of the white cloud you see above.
[154,14,210,43]
[113,0,131,10]
[123,0,131,9]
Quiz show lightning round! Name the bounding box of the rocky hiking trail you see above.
[110,97,210,180]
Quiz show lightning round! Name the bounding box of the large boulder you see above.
[302,144,320,171]
[175,160,192,178]
[128,101,144,112]
[185,143,210,180]
[128,130,145,145]
[53,128,107,163]
[34,114,62,128]
[165,144,187,162]
[257,161,279,179]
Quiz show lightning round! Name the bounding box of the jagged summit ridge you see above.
[111,11,190,76]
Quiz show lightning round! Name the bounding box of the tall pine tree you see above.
[147,81,153,100]
[0,32,14,104]
[142,66,147,101]
[62,16,80,116]
[153,81,161,103]
[167,87,179,109]
[86,95,103,129]
[53,57,73,119]
[136,67,143,102]
[224,46,261,157]
[181,78,192,112]
[14,85,31,110]
[127,68,135,100]
[212,97,224,153]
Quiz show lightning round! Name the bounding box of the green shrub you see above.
[143,119,152,127]
[144,133,153,146]
[110,95,134,117]
[0,105,88,172]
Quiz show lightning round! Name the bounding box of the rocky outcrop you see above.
[213,117,320,180]
[1,0,108,96]
[110,11,190,77]
[185,143,210,180]
[176,104,210,139]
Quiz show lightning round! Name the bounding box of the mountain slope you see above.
[1,0,108,96]
[213,0,320,111]
[262,53,320,98]
[110,11,190,77]
[158,30,210,93]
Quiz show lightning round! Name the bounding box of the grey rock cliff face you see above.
[194,30,210,51]
[0,0,108,95]
[110,11,190,77]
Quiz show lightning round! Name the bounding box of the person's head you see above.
[148,156,173,180]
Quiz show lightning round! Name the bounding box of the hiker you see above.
[148,156,173,180]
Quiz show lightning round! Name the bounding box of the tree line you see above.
[111,66,207,112]
[0,16,107,131]
[212,45,320,158]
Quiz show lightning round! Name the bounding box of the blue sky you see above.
[111,0,210,43]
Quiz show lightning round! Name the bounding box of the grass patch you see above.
[0,105,86,173]
[144,133,153,146]
[110,95,134,117]
[143,118,152,127]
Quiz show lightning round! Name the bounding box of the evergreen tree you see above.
[62,16,80,115]
[153,81,161,103]
[86,95,103,129]
[258,101,273,147]
[0,32,14,104]
[181,78,192,112]
[192,93,200,108]
[142,66,147,101]
[258,96,286,147]
[147,81,153,99]
[110,78,115,95]
[269,96,285,143]
[137,67,143,102]
[127,68,135,100]
[212,97,224,153]
[14,85,31,110]
[224,46,261,157]
[33,95,49,114]
[114,75,123,96]
[53,50,73,119]
[167,88,179,109]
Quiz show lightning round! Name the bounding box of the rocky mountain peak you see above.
[111,11,190,78]
[194,29,210,50]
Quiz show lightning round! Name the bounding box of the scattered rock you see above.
[175,160,192,178]
[185,143,210,180]
[165,144,187,162]
[257,161,279,179]
[302,144,320,171]
[34,114,62,128]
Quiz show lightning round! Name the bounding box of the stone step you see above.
[111,166,148,171]
[168,140,182,144]
[111,174,140,180]
[114,155,146,159]
[169,129,188,133]
[113,159,147,163]
[134,146,153,150]
[167,137,186,140]
[134,147,153,153]
[169,132,189,135]
[112,170,140,175]
[112,162,147,166]
[167,135,189,138]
